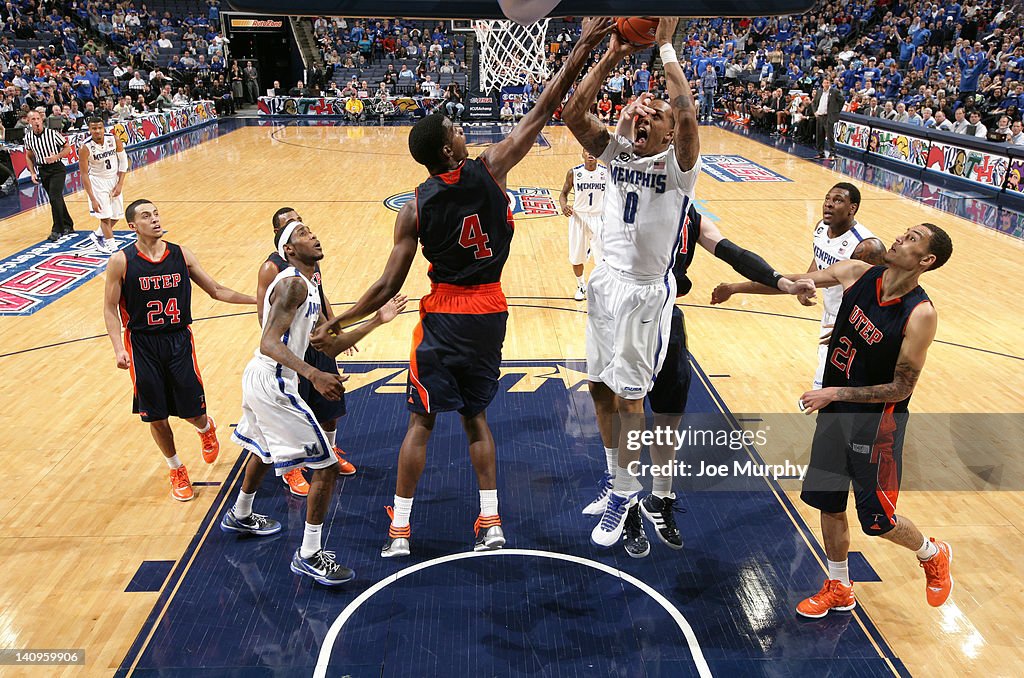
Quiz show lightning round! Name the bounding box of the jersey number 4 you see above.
[459,214,492,260]
[146,298,181,326]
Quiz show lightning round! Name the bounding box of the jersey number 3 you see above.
[459,214,492,260]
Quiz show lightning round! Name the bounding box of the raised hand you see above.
[377,293,408,324]
[655,17,679,46]
[579,17,616,48]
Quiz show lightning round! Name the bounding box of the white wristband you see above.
[659,43,678,65]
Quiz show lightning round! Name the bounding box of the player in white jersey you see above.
[563,18,702,547]
[711,183,885,387]
[80,117,127,254]
[221,220,406,586]
[559,149,607,300]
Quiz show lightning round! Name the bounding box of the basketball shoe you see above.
[474,514,505,551]
[796,579,856,618]
[920,539,953,607]
[573,284,586,301]
[290,548,355,586]
[332,447,356,475]
[282,469,310,496]
[622,503,649,558]
[220,509,282,536]
[381,506,411,558]
[198,416,219,463]
[169,465,194,501]
[591,492,634,547]
[640,494,684,549]
[582,471,613,515]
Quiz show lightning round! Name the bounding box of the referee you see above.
[24,110,74,241]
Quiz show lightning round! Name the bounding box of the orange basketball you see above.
[615,17,660,48]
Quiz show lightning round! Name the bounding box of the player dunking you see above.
[312,18,617,558]
[712,183,885,387]
[586,93,812,556]
[81,117,127,254]
[558,150,607,301]
[563,18,704,547]
[223,220,405,585]
[102,199,255,501]
[748,224,954,615]
[257,207,357,499]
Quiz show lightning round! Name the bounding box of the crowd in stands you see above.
[0,0,238,135]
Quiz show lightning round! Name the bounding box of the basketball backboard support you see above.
[224,0,817,19]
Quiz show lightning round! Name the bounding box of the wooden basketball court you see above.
[0,120,1021,676]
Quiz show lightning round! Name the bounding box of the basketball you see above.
[615,17,660,47]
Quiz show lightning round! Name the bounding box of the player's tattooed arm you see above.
[835,361,922,404]
[658,18,700,171]
[562,21,632,158]
[852,237,886,265]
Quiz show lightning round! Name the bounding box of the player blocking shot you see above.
[222,220,405,586]
[559,150,607,300]
[80,117,128,254]
[312,18,618,559]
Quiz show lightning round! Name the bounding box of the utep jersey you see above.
[572,164,607,214]
[83,134,118,180]
[120,242,192,333]
[812,219,875,325]
[823,266,931,414]
[599,134,701,279]
[254,267,321,379]
[671,204,703,297]
[415,157,513,286]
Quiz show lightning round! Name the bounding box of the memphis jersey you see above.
[415,157,513,286]
[119,243,192,333]
[813,219,875,325]
[599,134,701,279]
[83,134,118,180]
[254,267,321,379]
[572,164,607,214]
[671,204,703,297]
[823,266,931,414]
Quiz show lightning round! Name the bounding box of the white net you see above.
[473,19,551,92]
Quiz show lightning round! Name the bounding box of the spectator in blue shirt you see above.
[899,36,915,66]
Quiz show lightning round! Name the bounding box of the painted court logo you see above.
[701,155,791,183]
[0,232,134,315]
[384,187,560,219]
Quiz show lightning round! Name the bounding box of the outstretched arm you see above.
[713,258,871,304]
[697,217,812,296]
[658,19,700,171]
[800,301,936,413]
[316,294,408,357]
[563,30,634,157]
[481,17,615,181]
[182,246,256,304]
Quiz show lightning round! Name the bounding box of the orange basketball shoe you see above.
[796,579,856,618]
[282,468,310,497]
[920,539,953,607]
[332,447,356,475]
[198,416,219,464]
[169,466,194,502]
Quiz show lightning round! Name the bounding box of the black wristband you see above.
[714,238,784,289]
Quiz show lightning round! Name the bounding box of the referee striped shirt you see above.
[23,127,66,165]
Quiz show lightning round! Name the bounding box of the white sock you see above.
[165,454,182,469]
[479,489,498,517]
[391,495,413,528]
[827,558,850,586]
[300,522,322,558]
[325,428,337,448]
[652,475,673,498]
[93,226,104,237]
[104,238,117,247]
[233,489,255,519]
[612,465,642,497]
[576,275,584,287]
[916,537,939,561]
[196,418,211,433]
[604,447,618,476]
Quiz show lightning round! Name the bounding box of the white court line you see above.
[313,548,712,678]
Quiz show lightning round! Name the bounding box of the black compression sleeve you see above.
[714,239,783,289]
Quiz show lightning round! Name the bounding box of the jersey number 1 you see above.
[459,214,492,260]
[146,298,181,326]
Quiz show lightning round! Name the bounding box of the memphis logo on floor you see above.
[701,155,792,182]
[0,231,136,315]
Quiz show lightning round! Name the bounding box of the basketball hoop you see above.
[473,19,550,92]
